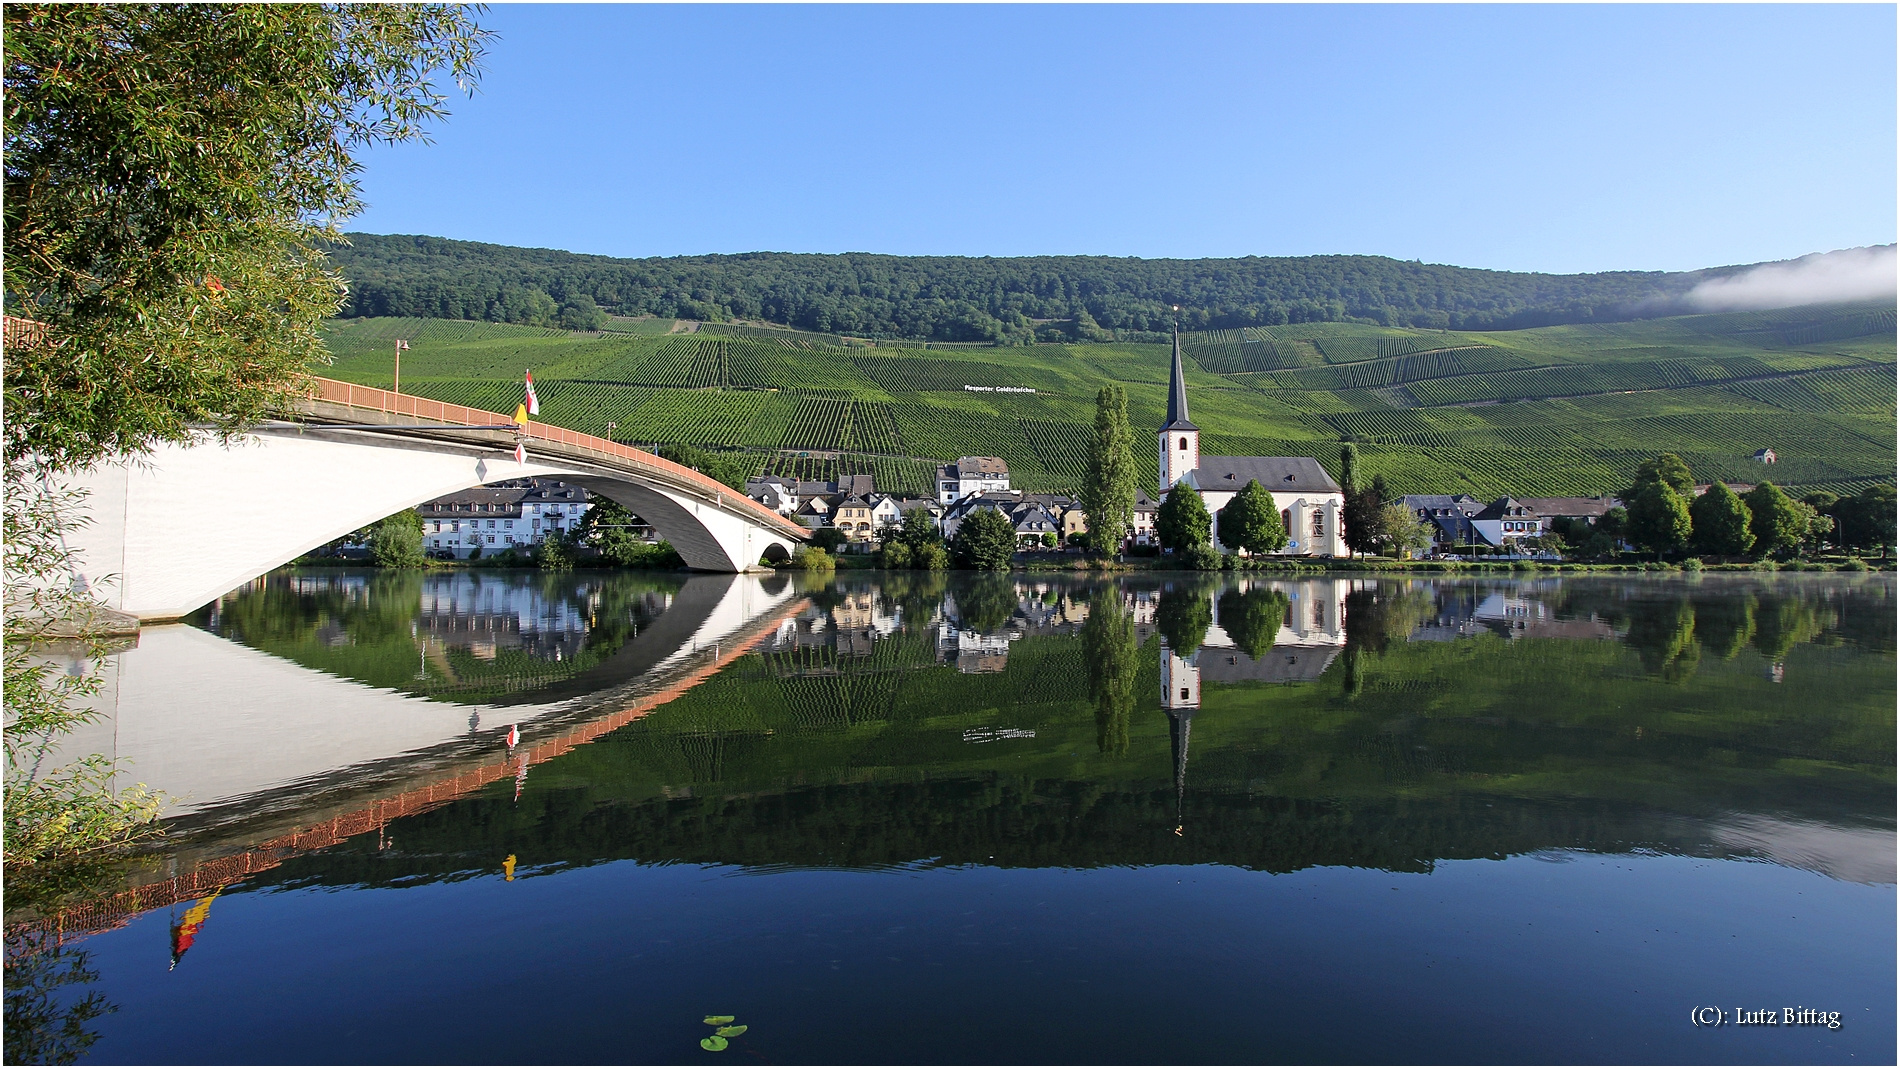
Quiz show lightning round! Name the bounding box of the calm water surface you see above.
[7,570,1893,1064]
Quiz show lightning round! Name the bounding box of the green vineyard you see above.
[321,300,1896,500]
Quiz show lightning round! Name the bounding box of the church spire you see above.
[1161,327,1197,432]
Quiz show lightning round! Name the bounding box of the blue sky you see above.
[349,4,1897,274]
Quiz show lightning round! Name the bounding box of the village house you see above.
[937,456,1012,504]
[831,495,878,542]
[1470,496,1546,547]
[418,478,595,559]
[1399,494,1487,554]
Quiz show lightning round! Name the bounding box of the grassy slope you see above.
[319,304,1896,499]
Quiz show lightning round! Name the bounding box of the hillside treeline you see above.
[328,233,1710,341]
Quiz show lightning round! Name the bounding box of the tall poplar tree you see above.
[1081,385,1136,555]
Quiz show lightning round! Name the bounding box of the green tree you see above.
[1216,479,1286,555]
[657,443,758,491]
[1216,585,1290,659]
[879,541,913,569]
[950,507,1016,571]
[1339,443,1377,557]
[556,294,607,331]
[1155,583,1213,656]
[1156,485,1211,553]
[1380,503,1433,558]
[1625,453,1694,501]
[369,509,426,568]
[1080,386,1137,555]
[1743,481,1804,559]
[891,508,942,553]
[1082,589,1138,756]
[790,545,835,572]
[954,574,1019,632]
[1688,481,1754,557]
[1625,482,1691,558]
[4,4,490,475]
[1830,485,1897,554]
[1623,596,1700,683]
[809,526,849,554]
[571,497,640,564]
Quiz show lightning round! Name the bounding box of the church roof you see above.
[1188,456,1341,494]
[1160,329,1198,432]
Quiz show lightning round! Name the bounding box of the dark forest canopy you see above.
[327,232,1751,342]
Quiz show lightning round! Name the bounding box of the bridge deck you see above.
[304,377,807,541]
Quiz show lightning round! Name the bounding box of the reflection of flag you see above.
[169,889,222,970]
[506,724,520,749]
[514,756,528,801]
[503,854,518,882]
[524,371,540,415]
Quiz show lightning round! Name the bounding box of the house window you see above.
[1282,509,1292,534]
[486,520,496,529]
[505,519,514,528]
[1179,437,1188,450]
[1312,511,1324,538]
[1180,687,1191,700]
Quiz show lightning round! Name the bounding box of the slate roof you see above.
[1160,330,1199,432]
[1188,456,1341,494]
[1473,497,1535,522]
[1400,494,1485,517]
[1514,495,1622,518]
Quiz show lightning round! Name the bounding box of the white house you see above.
[418,478,593,559]
[936,456,1012,504]
[1156,332,1347,556]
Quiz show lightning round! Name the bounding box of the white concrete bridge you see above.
[63,378,807,620]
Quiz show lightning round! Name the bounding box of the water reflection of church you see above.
[1155,578,1350,831]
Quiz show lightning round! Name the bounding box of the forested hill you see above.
[328,232,1728,341]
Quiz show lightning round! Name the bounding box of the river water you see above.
[7,570,1893,1064]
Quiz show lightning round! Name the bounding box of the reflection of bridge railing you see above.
[12,596,810,949]
[305,377,807,541]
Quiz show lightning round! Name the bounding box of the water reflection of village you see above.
[237,571,679,668]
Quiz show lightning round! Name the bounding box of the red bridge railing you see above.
[306,377,806,540]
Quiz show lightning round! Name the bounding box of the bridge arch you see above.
[64,415,803,621]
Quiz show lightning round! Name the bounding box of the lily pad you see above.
[716,1025,748,1038]
[703,1016,735,1026]
[700,1036,728,1052]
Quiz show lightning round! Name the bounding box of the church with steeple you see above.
[1159,331,1347,557]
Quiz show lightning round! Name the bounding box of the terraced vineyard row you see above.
[1021,419,1093,485]
[574,335,784,389]
[1726,365,1897,414]
[1261,346,1535,392]
[323,316,566,357]
[776,397,905,453]
[1182,336,1304,374]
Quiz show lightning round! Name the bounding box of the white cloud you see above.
[1684,246,1896,312]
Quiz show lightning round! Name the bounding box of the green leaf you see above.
[703,1016,735,1026]
[716,1025,748,1038]
[700,1036,728,1052]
